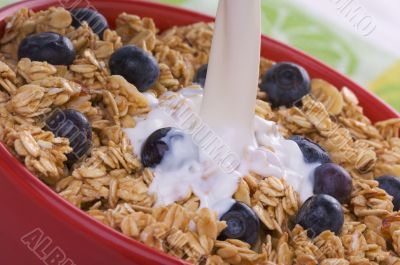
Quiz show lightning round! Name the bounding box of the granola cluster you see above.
[0,6,399,265]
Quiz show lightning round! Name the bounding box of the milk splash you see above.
[125,89,319,216]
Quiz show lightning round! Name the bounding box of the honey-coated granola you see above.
[0,6,399,265]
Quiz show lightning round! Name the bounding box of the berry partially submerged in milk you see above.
[140,127,199,168]
[124,87,320,216]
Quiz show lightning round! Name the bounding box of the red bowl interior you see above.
[0,1,398,265]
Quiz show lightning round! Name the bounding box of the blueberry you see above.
[45,109,92,166]
[141,127,198,168]
[218,202,260,245]
[376,176,400,211]
[290,135,331,164]
[18,32,75,65]
[193,64,207,87]
[313,163,352,204]
[109,45,160,92]
[260,62,311,108]
[70,8,108,38]
[296,194,344,238]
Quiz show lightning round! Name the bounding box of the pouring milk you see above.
[125,0,320,216]
[200,0,261,155]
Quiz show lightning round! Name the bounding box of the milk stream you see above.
[200,0,261,156]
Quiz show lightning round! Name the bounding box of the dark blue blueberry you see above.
[296,194,344,238]
[109,45,160,92]
[18,32,76,65]
[376,175,400,211]
[193,64,207,87]
[70,8,108,38]
[218,202,260,245]
[290,135,331,164]
[141,127,198,168]
[45,109,92,166]
[260,62,311,108]
[313,163,352,204]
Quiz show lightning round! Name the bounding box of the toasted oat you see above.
[351,179,393,218]
[5,126,71,180]
[311,79,344,115]
[0,60,17,94]
[115,13,157,52]
[17,58,57,82]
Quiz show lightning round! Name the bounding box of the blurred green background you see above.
[1,0,399,111]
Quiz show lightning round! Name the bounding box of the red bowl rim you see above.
[0,0,398,264]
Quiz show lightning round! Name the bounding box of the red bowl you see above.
[0,1,398,265]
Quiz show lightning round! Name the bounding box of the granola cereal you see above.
[0,6,399,265]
